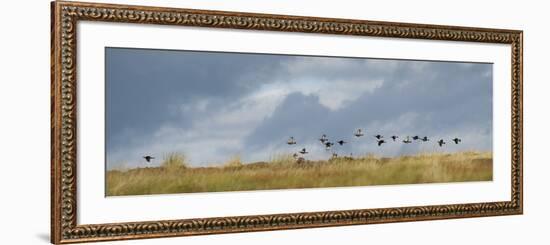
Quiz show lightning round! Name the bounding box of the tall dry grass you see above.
[161,152,188,170]
[106,151,492,196]
[223,155,243,168]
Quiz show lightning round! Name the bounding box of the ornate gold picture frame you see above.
[51,1,523,243]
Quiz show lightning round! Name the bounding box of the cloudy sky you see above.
[106,47,492,169]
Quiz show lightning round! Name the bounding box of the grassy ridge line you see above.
[106,151,492,196]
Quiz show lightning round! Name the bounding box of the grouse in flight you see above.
[391,135,398,141]
[325,142,335,150]
[354,129,364,137]
[421,136,429,142]
[299,148,309,154]
[377,140,386,146]
[437,139,446,147]
[337,140,347,145]
[403,136,412,144]
[143,156,155,163]
[374,134,383,140]
[287,136,297,145]
[319,134,328,144]
[452,138,462,144]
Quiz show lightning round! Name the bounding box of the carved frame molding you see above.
[51,1,523,243]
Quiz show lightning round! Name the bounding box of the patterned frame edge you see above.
[50,1,523,244]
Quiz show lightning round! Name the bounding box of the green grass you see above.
[106,151,492,196]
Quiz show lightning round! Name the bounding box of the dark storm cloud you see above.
[106,48,287,153]
[106,48,492,168]
[244,61,492,158]
[245,92,331,150]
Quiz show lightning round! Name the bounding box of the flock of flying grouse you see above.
[287,128,462,159]
[141,129,462,164]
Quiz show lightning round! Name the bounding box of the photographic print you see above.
[51,2,522,243]
[105,47,493,196]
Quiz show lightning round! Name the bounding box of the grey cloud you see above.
[244,61,492,158]
[245,92,331,150]
[106,48,287,153]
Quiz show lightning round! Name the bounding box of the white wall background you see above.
[0,0,547,244]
